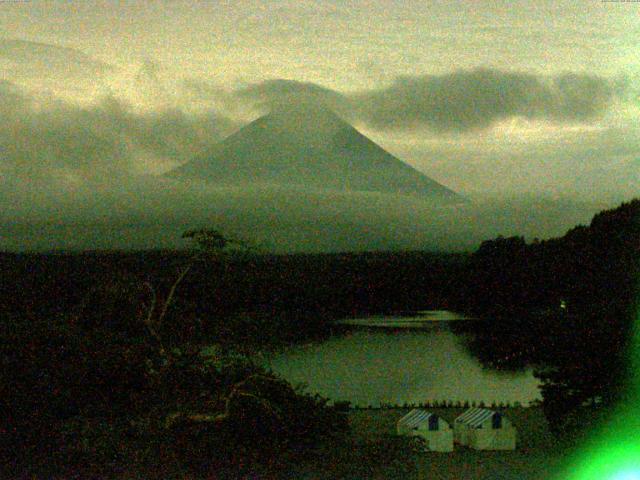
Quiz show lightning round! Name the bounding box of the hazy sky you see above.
[2,0,639,193]
[1,1,639,250]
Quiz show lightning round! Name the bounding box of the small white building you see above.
[453,408,516,450]
[397,409,454,452]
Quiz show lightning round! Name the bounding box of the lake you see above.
[260,311,541,407]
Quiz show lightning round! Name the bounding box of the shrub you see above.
[0,309,156,477]
[156,349,349,475]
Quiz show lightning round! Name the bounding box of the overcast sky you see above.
[2,0,639,195]
[1,1,639,251]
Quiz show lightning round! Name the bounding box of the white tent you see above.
[453,407,516,450]
[397,409,454,452]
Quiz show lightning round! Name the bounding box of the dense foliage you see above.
[2,199,637,475]
[0,249,465,347]
[0,240,464,476]
[0,242,351,478]
[455,199,639,436]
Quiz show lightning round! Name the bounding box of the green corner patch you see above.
[563,308,640,480]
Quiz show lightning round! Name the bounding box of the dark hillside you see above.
[1,250,467,344]
[455,199,640,435]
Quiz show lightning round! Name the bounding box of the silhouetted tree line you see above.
[453,199,639,436]
[1,308,349,478]
[3,198,637,473]
[0,235,356,478]
[0,249,466,348]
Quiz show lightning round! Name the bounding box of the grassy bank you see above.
[334,407,569,480]
[233,407,571,479]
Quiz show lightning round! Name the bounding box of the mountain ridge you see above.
[168,103,462,201]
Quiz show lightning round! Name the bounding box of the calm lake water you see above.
[261,311,541,407]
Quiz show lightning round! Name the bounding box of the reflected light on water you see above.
[265,311,540,407]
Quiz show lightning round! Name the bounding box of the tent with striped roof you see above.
[453,407,516,450]
[396,409,453,452]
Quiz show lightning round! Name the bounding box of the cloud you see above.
[236,79,349,115]
[234,69,622,132]
[383,122,640,201]
[0,177,615,253]
[0,38,113,72]
[183,79,352,123]
[0,80,626,254]
[0,82,233,184]
[0,38,118,100]
[0,38,114,86]
[354,69,617,132]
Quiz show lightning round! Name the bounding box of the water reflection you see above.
[263,311,541,407]
[336,309,474,328]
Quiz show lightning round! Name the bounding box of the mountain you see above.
[167,102,462,201]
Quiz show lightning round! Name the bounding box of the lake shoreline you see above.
[262,312,542,408]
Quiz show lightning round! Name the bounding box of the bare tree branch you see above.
[141,280,165,355]
[156,261,195,328]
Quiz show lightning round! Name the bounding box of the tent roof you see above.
[398,409,441,429]
[455,408,498,428]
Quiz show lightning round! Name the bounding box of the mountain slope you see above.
[168,103,462,201]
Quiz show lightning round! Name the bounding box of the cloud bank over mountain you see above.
[0,81,235,184]
[4,54,632,194]
[233,70,624,133]
[0,29,637,252]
